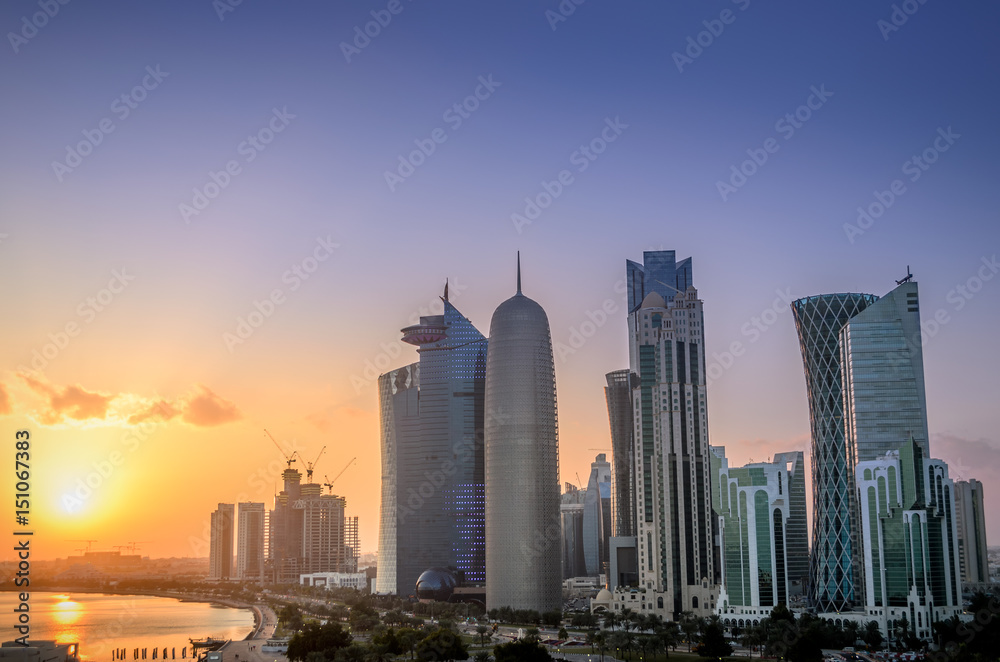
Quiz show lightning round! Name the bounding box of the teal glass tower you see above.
[791,292,877,612]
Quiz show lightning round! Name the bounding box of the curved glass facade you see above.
[791,292,877,612]
[376,297,487,595]
[484,290,561,613]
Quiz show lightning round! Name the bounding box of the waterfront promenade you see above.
[220,605,282,662]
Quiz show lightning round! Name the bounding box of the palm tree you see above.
[656,621,680,657]
[679,612,702,652]
[475,624,489,649]
[593,631,607,662]
[620,608,636,633]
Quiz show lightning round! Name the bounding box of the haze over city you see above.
[1,0,998,562]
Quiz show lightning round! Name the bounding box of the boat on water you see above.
[1,640,80,662]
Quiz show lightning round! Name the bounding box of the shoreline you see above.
[1,587,262,640]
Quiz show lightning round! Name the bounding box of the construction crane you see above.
[264,429,299,469]
[66,539,97,552]
[323,457,357,494]
[575,472,583,488]
[126,541,151,555]
[303,446,327,482]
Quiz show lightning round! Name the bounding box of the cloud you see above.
[13,374,241,429]
[931,433,1000,483]
[0,383,10,415]
[21,373,114,424]
[127,399,180,425]
[181,385,242,427]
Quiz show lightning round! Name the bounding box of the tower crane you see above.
[264,429,299,469]
[66,539,98,552]
[323,457,357,494]
[303,446,327,482]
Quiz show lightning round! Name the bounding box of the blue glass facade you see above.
[376,297,487,595]
[840,282,929,464]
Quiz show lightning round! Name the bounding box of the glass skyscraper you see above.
[605,370,635,539]
[484,260,561,613]
[376,292,487,595]
[772,451,808,597]
[583,453,612,577]
[711,447,806,621]
[840,281,929,463]
[794,279,934,613]
[855,438,963,642]
[792,292,877,612]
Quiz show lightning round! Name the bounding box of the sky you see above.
[1,0,998,562]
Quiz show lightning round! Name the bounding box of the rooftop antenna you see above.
[896,265,914,285]
[516,251,522,295]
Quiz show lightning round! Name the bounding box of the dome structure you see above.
[415,567,457,602]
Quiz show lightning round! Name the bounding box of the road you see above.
[220,605,283,662]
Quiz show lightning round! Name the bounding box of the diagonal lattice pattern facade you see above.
[791,292,877,612]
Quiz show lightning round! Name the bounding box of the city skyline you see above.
[2,1,999,562]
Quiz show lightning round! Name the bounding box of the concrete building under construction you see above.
[266,466,359,584]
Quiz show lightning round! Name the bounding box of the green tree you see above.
[557,627,568,641]
[862,620,884,652]
[280,604,305,633]
[287,622,353,662]
[396,628,421,660]
[697,617,733,658]
[371,628,404,656]
[349,603,380,632]
[679,612,702,652]
[524,627,540,643]
[493,639,552,662]
[475,624,490,649]
[542,610,562,628]
[333,643,368,662]
[415,627,468,661]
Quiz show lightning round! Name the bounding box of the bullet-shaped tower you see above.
[485,255,561,613]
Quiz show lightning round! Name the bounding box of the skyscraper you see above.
[209,503,234,580]
[792,292,877,612]
[954,479,990,585]
[840,281,929,462]
[236,502,265,582]
[583,453,612,577]
[376,287,487,595]
[855,438,963,642]
[605,370,635,539]
[561,483,586,579]
[619,250,716,619]
[301,492,359,574]
[711,447,807,621]
[485,256,561,613]
[772,451,808,597]
[267,466,304,583]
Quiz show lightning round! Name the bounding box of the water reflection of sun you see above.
[52,595,82,630]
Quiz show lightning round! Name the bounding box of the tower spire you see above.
[516,251,522,295]
[444,278,449,302]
